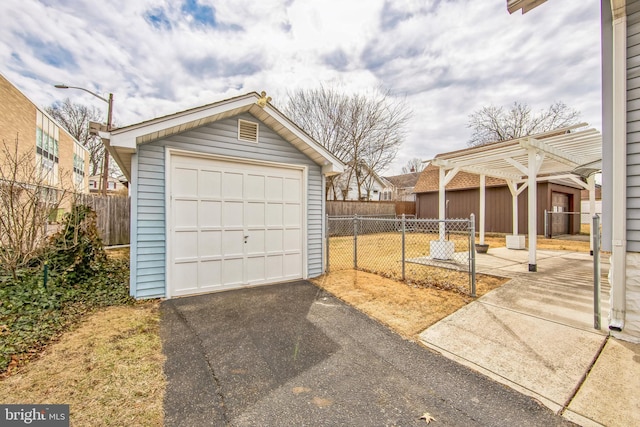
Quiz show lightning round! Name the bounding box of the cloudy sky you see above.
[0,0,602,174]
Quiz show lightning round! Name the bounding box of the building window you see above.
[73,141,86,188]
[36,110,59,186]
[108,181,117,190]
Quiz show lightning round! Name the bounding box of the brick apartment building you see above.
[0,74,90,199]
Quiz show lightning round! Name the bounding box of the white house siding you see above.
[619,3,640,341]
[131,113,323,298]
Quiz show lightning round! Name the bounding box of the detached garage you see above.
[107,92,343,299]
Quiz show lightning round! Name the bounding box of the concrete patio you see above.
[420,246,640,426]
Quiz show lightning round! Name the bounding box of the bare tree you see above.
[401,158,425,174]
[282,85,411,200]
[0,136,73,278]
[45,99,104,176]
[467,101,580,147]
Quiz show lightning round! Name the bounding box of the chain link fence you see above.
[326,215,476,296]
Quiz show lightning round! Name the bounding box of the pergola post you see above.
[528,149,537,272]
[511,183,519,235]
[479,174,486,245]
[588,175,596,255]
[439,167,446,241]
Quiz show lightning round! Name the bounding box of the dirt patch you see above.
[311,270,507,338]
[0,302,165,426]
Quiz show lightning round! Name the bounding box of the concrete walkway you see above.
[420,247,640,426]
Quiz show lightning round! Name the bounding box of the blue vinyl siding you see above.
[131,112,324,298]
[629,5,640,252]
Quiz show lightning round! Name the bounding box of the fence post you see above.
[326,214,330,273]
[470,214,476,297]
[401,214,406,281]
[593,214,601,330]
[353,214,358,270]
[544,209,548,238]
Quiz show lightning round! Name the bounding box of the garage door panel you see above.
[173,167,198,196]
[283,178,301,202]
[174,199,198,227]
[198,260,222,287]
[267,203,283,226]
[199,201,222,227]
[246,202,265,227]
[172,262,198,294]
[199,170,221,198]
[222,259,244,285]
[222,172,244,199]
[247,257,265,282]
[223,202,244,227]
[199,230,222,257]
[246,174,265,200]
[266,255,283,279]
[284,229,301,251]
[284,253,302,276]
[266,176,283,201]
[266,230,283,252]
[170,154,304,297]
[222,230,244,256]
[174,231,198,259]
[284,204,301,226]
[246,230,265,254]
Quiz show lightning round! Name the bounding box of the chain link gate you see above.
[326,215,476,296]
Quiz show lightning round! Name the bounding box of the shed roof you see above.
[414,164,507,193]
[106,92,344,181]
[384,172,422,189]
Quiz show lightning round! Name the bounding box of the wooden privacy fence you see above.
[76,194,130,246]
[326,200,416,217]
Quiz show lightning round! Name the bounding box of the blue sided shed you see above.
[107,92,343,299]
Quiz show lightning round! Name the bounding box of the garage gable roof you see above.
[107,92,344,180]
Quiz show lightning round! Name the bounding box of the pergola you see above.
[431,124,602,271]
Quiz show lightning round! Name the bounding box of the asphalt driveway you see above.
[161,281,572,426]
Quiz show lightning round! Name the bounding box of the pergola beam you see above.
[520,137,586,168]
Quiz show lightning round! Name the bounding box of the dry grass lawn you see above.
[318,232,590,339]
[311,270,507,338]
[0,302,165,426]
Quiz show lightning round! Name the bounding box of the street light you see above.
[54,84,113,196]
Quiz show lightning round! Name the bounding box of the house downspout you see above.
[610,4,627,331]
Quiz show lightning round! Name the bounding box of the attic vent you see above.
[238,119,259,142]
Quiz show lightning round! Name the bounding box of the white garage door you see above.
[169,154,304,297]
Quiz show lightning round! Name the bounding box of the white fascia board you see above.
[109,95,257,149]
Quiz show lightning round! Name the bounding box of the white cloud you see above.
[0,0,601,174]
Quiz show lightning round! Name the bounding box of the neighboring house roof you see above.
[339,161,391,188]
[107,92,344,181]
[384,172,421,190]
[414,164,507,193]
